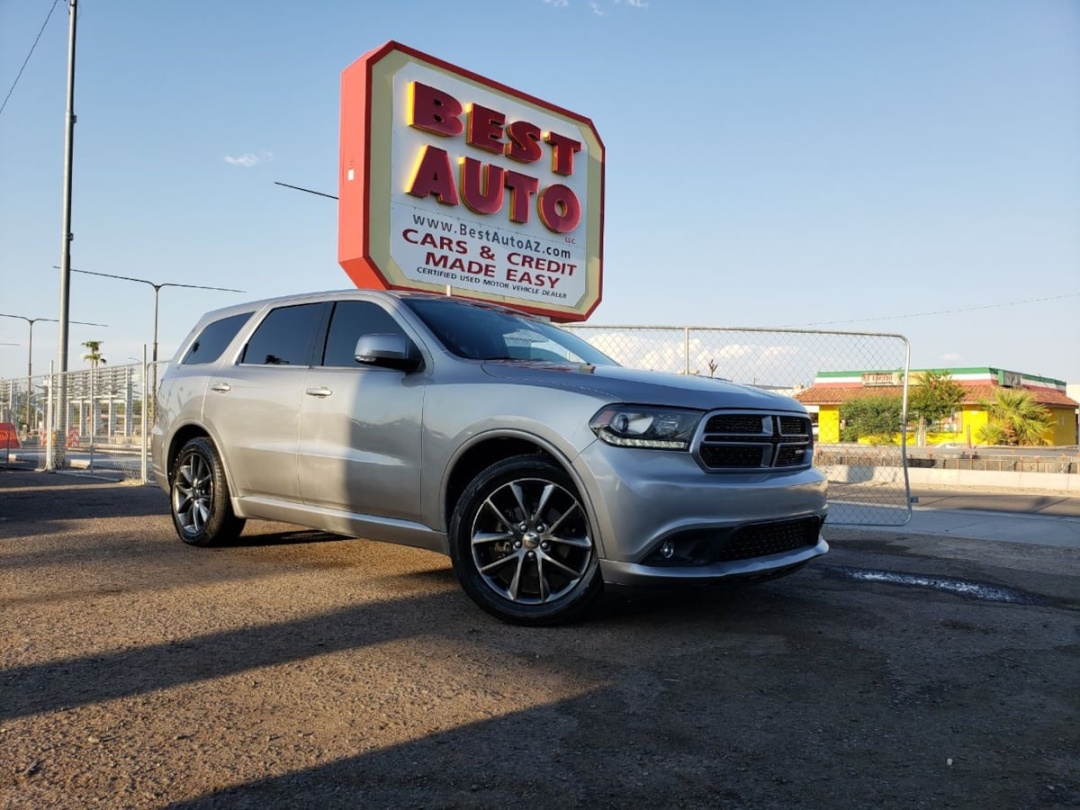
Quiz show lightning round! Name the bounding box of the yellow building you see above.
[795,367,1079,446]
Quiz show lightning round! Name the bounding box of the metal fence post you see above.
[140,346,149,484]
[683,327,690,376]
[45,364,55,470]
[88,365,96,473]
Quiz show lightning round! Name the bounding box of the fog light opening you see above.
[660,540,675,560]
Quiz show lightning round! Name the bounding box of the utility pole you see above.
[50,0,78,471]
[57,0,77,378]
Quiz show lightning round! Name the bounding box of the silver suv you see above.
[152,290,828,624]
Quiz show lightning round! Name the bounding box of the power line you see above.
[62,266,245,294]
[274,181,338,200]
[789,292,1080,328]
[0,0,63,120]
[55,265,245,364]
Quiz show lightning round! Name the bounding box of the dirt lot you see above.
[1,470,1078,809]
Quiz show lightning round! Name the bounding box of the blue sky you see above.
[1,0,1078,382]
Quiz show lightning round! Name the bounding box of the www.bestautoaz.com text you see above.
[404,221,576,299]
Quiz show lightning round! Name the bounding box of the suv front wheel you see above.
[449,455,602,625]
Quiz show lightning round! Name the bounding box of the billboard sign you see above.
[338,41,604,320]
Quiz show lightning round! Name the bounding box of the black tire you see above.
[170,437,246,547]
[449,455,602,625]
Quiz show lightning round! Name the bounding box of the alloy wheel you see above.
[469,476,594,605]
[173,451,213,537]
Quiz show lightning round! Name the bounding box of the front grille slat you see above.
[700,445,769,468]
[779,416,808,435]
[704,415,768,435]
[713,517,819,562]
[696,412,812,471]
[775,445,808,467]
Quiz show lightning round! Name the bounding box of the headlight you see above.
[590,406,703,450]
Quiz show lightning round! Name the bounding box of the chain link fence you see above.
[567,325,913,526]
[0,377,37,465]
[0,360,168,483]
[3,328,912,523]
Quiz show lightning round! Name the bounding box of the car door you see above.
[298,300,425,521]
[202,301,330,504]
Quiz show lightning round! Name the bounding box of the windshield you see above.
[403,297,619,366]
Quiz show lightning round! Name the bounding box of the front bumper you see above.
[573,440,829,587]
[598,538,828,589]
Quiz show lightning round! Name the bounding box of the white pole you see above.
[140,345,148,484]
[45,362,55,470]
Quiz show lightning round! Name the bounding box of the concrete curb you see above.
[906,466,1080,494]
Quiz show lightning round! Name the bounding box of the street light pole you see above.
[0,313,107,436]
[55,267,245,364]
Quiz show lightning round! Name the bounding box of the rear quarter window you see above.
[240,302,328,366]
[180,312,253,365]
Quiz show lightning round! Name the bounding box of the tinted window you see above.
[181,312,252,365]
[241,303,326,366]
[321,301,407,367]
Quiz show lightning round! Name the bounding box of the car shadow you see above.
[228,528,350,548]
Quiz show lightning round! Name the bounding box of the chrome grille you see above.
[696,411,813,471]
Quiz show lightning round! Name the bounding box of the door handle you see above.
[305,387,333,398]
[210,382,231,393]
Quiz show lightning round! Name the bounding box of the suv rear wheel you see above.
[449,455,602,625]
[170,437,246,546]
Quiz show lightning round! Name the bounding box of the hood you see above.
[480,361,806,412]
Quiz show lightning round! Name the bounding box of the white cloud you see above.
[223,150,273,168]
[224,154,258,168]
[940,352,963,364]
[546,0,648,12]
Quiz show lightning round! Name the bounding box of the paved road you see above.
[2,468,1079,809]
[910,487,1080,518]
[838,487,1080,549]
[819,482,1080,548]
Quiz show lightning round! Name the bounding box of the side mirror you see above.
[354,334,422,372]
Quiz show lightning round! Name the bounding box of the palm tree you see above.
[977,388,1054,446]
[82,340,107,369]
[81,340,107,442]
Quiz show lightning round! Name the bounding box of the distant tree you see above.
[977,388,1054,446]
[82,340,107,369]
[976,422,1010,446]
[839,395,904,444]
[908,370,965,445]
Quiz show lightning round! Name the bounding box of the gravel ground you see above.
[1,469,1078,809]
